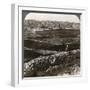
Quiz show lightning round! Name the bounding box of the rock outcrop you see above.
[24,49,80,77]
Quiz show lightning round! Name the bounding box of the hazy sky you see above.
[25,13,80,23]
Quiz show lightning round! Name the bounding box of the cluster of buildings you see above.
[24,20,80,31]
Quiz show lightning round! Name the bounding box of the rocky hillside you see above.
[24,49,80,77]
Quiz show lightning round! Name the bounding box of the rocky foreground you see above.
[24,49,80,77]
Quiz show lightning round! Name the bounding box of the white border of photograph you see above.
[11,4,87,87]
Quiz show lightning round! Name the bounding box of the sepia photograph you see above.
[22,11,80,77]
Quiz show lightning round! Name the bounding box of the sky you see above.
[25,13,80,23]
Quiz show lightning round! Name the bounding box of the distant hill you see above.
[24,20,80,32]
[24,20,80,39]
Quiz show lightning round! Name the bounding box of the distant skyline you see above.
[25,13,80,23]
